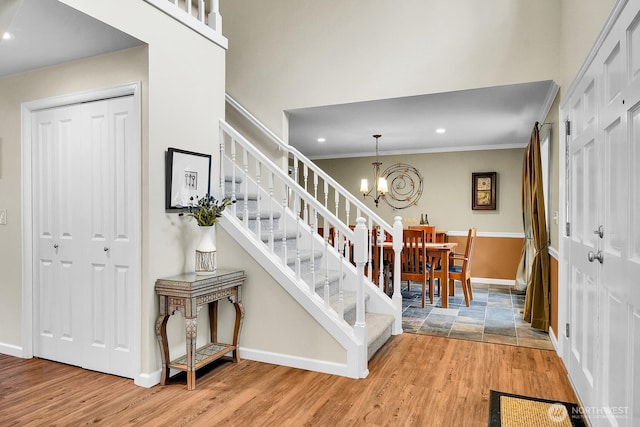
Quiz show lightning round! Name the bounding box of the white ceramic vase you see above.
[195,225,217,275]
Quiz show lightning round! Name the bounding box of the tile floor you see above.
[400,282,554,350]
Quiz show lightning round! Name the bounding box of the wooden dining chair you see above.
[408,225,436,243]
[433,228,476,307]
[409,224,438,290]
[400,228,432,307]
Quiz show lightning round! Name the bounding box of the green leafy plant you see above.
[182,194,234,226]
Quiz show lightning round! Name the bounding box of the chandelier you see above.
[359,134,389,207]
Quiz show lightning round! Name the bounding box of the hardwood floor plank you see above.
[0,334,577,426]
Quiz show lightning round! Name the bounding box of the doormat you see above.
[488,390,586,427]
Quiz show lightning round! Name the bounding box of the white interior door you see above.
[32,104,89,368]
[32,95,140,379]
[563,2,640,425]
[566,71,600,413]
[597,5,640,425]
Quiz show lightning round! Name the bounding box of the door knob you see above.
[587,250,604,264]
[53,243,58,249]
[104,247,110,252]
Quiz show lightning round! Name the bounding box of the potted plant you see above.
[182,194,234,274]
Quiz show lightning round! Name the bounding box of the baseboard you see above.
[549,326,559,354]
[133,347,352,388]
[239,346,352,377]
[135,370,161,388]
[0,342,24,358]
[471,277,515,287]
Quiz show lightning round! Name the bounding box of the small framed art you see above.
[166,148,212,209]
[472,172,497,210]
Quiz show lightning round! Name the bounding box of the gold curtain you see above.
[520,123,550,331]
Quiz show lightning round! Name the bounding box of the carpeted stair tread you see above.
[366,312,395,360]
[282,248,323,266]
[235,210,282,220]
[224,175,243,184]
[229,192,260,201]
[300,269,344,290]
[259,229,299,243]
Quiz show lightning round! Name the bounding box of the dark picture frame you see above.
[472,172,497,210]
[166,148,212,209]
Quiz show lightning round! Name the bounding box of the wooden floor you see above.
[0,334,577,426]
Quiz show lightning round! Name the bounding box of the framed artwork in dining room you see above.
[472,172,497,210]
[166,148,212,209]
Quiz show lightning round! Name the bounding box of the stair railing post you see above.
[207,0,222,31]
[392,216,404,334]
[353,217,368,373]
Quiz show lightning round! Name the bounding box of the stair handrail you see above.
[225,94,395,237]
[219,119,355,247]
[225,96,403,333]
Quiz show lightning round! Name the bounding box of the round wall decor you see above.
[382,163,423,209]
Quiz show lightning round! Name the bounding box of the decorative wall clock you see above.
[382,163,424,209]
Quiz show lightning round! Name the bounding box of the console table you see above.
[155,270,245,390]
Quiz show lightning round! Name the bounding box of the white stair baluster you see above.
[255,158,261,240]
[268,171,274,253]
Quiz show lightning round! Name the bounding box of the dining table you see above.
[382,240,458,309]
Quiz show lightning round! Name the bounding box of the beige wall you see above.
[0,46,149,349]
[315,149,525,233]
[1,0,346,378]
[0,0,228,377]
[61,0,229,375]
[221,0,616,252]
[221,0,562,136]
[560,0,617,96]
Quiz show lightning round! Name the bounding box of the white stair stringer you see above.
[219,190,396,377]
[221,214,371,378]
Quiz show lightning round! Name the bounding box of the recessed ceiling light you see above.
[3,32,13,40]
[435,128,446,134]
[317,137,326,143]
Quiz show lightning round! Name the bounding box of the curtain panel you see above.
[519,123,550,331]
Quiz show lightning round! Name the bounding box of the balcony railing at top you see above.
[143,0,227,49]
[225,94,403,307]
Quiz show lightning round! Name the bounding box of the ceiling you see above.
[1,1,557,160]
[0,0,143,77]
[287,80,557,159]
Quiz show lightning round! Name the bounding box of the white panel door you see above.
[563,2,640,425]
[32,105,90,368]
[82,97,140,378]
[597,4,640,426]
[32,96,139,379]
[567,71,601,413]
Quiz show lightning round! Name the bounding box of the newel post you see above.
[208,0,222,31]
[392,216,403,334]
[353,217,368,373]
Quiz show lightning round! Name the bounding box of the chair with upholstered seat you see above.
[433,228,476,307]
[400,228,433,307]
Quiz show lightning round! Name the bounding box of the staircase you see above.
[218,106,404,379]
[223,175,395,361]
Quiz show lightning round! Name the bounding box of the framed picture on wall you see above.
[166,148,211,209]
[472,172,497,210]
